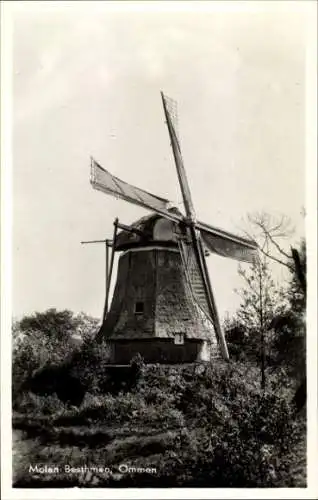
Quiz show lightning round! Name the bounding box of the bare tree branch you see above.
[261,228,291,260]
[241,211,296,272]
[260,248,294,271]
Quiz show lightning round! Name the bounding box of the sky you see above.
[11,1,308,321]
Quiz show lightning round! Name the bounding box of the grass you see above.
[13,418,179,487]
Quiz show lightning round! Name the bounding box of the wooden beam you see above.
[116,221,145,237]
[103,219,119,321]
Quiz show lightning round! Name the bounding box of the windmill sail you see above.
[161,92,196,221]
[162,92,230,360]
[90,158,183,222]
[178,238,211,320]
[161,92,258,264]
[198,223,258,264]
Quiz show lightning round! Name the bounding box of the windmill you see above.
[88,92,258,364]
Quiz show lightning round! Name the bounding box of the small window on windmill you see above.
[135,301,144,315]
[174,333,184,345]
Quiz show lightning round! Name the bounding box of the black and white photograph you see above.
[1,0,317,498]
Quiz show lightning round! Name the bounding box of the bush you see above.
[68,340,112,391]
[15,391,66,417]
[128,362,305,487]
[151,366,304,487]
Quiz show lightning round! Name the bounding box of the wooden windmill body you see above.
[89,93,258,364]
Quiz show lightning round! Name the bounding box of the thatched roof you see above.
[99,247,217,344]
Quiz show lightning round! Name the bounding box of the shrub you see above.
[68,340,112,391]
[147,364,305,487]
[15,391,65,417]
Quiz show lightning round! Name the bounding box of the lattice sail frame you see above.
[178,237,211,321]
[162,94,181,145]
[90,157,173,214]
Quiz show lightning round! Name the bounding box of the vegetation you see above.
[12,360,306,488]
[12,213,306,488]
[225,212,306,392]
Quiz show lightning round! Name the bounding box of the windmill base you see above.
[105,338,219,364]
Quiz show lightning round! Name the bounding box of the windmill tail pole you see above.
[102,218,118,321]
[105,241,110,314]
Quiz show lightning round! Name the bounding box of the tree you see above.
[227,255,286,389]
[230,212,306,408]
[242,212,296,271]
[17,308,100,344]
[235,258,284,336]
[12,309,100,403]
[270,239,306,386]
[239,213,306,323]
[19,308,77,341]
[289,240,306,313]
[242,212,306,305]
[226,212,306,388]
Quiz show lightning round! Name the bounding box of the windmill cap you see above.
[114,212,182,251]
[114,210,210,257]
